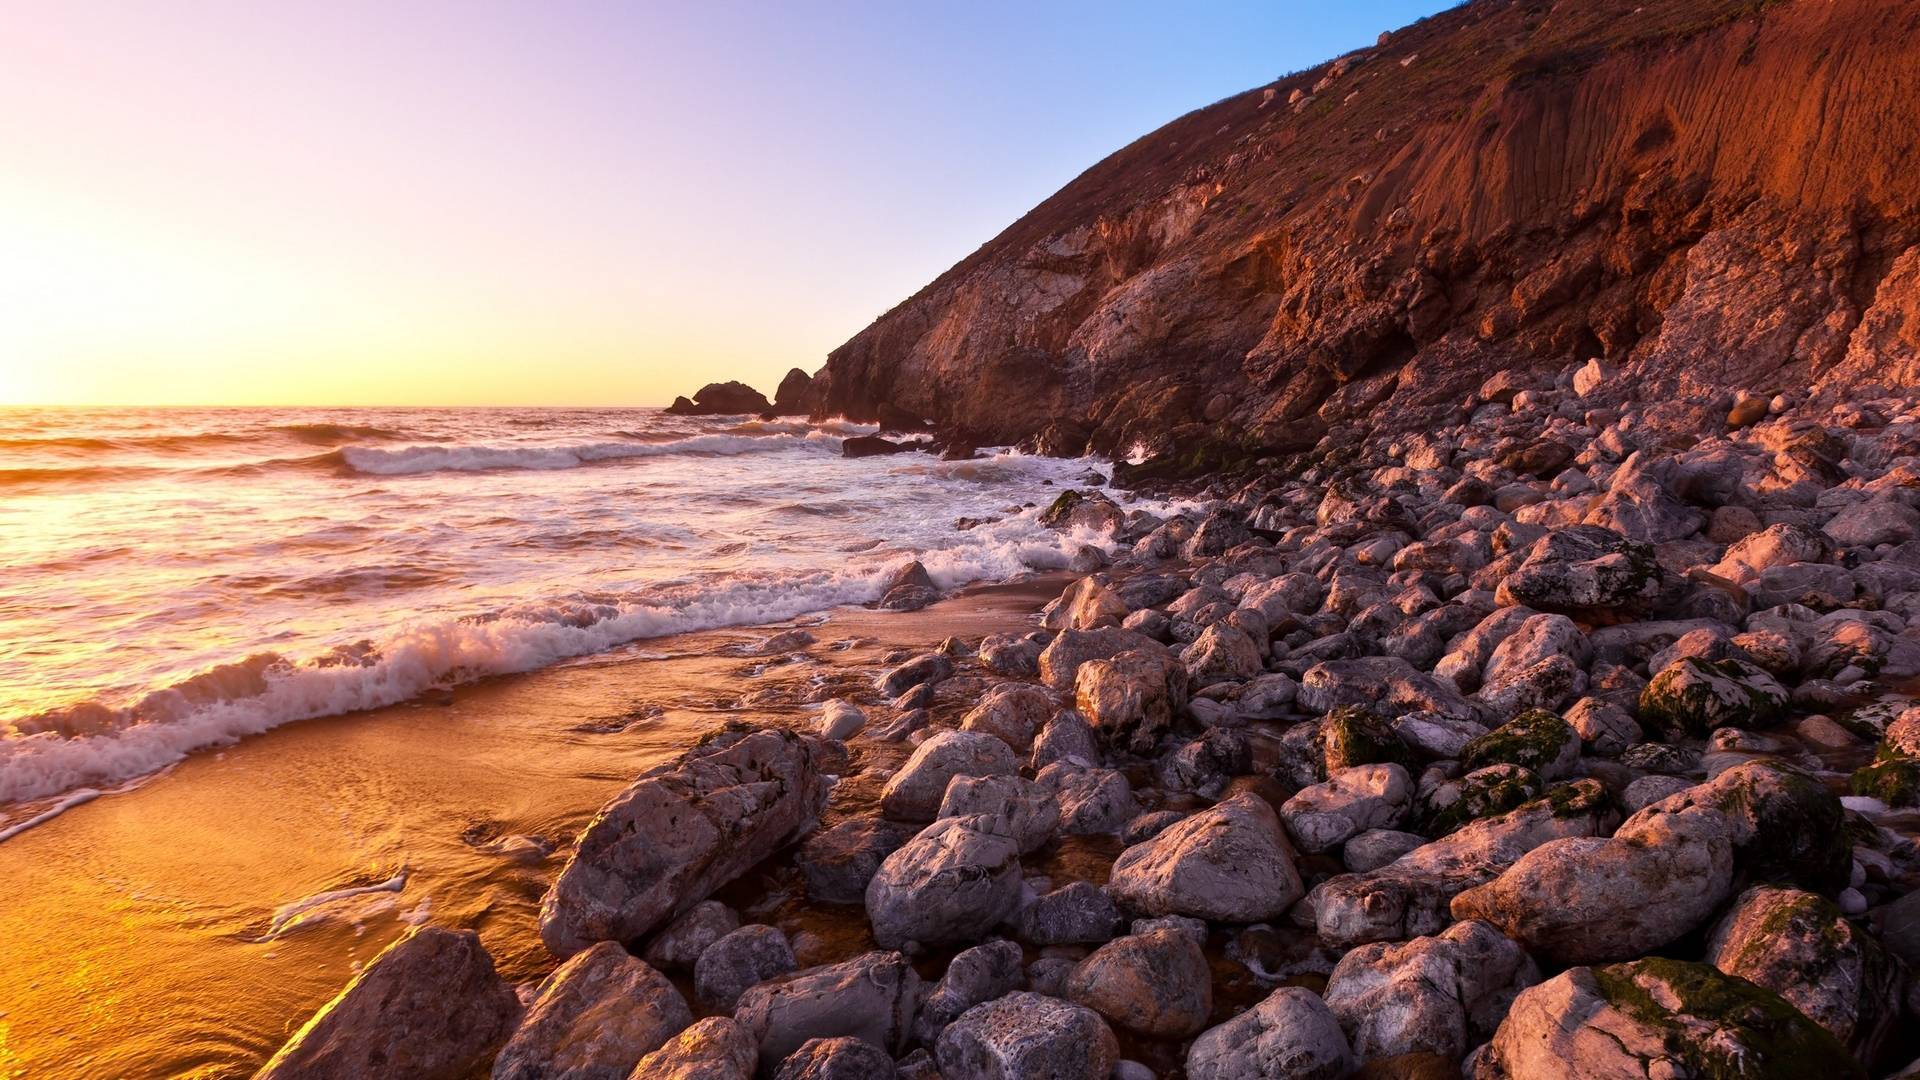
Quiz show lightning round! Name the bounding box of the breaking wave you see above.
[0,514,1114,810]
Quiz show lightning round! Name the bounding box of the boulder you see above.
[879,730,1018,821]
[1495,525,1668,619]
[843,434,915,459]
[1043,577,1130,630]
[794,817,915,905]
[1312,780,1616,949]
[695,924,797,1011]
[1065,929,1213,1038]
[978,634,1044,677]
[1563,696,1640,756]
[1581,451,1704,542]
[1030,708,1101,770]
[772,1037,897,1080]
[1280,763,1414,854]
[256,926,520,1080]
[631,1016,758,1080]
[934,992,1119,1080]
[540,726,834,957]
[876,560,938,608]
[1706,885,1905,1064]
[642,900,741,973]
[1074,647,1189,753]
[1451,805,1734,965]
[957,683,1054,749]
[1107,792,1303,921]
[1458,709,1580,780]
[1624,759,1851,893]
[1017,881,1123,946]
[816,700,866,741]
[1048,764,1140,834]
[1475,959,1862,1079]
[1343,829,1429,873]
[733,951,921,1063]
[865,815,1022,949]
[1185,622,1264,687]
[1418,764,1541,838]
[1038,627,1169,691]
[877,654,951,699]
[913,940,1026,1045]
[1185,986,1354,1080]
[1299,656,1476,722]
[494,941,690,1080]
[1825,496,1920,548]
[1637,656,1789,738]
[1324,919,1539,1061]
[937,773,1058,854]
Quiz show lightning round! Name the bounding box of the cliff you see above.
[812,0,1920,466]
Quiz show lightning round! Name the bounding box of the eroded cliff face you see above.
[812,0,1920,461]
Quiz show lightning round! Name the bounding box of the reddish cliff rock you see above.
[812,0,1920,463]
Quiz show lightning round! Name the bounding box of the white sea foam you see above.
[256,870,410,940]
[338,432,824,476]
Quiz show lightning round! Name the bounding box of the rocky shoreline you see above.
[256,384,1920,1079]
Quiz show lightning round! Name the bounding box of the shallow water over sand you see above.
[0,583,1057,1078]
[0,406,1116,823]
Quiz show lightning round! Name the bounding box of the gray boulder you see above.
[912,939,1026,1045]
[494,941,689,1080]
[694,924,796,1011]
[1065,929,1212,1038]
[1451,805,1734,965]
[630,1016,757,1080]
[1186,986,1354,1080]
[642,900,740,973]
[540,727,833,956]
[934,992,1120,1080]
[865,815,1022,949]
[1707,885,1905,1065]
[1280,763,1414,854]
[1107,792,1304,922]
[794,817,915,906]
[1475,959,1859,1079]
[1016,881,1123,946]
[257,926,520,1080]
[879,730,1017,821]
[772,1037,897,1080]
[733,951,921,1063]
[1323,919,1538,1061]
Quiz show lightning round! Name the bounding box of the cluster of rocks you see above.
[257,390,1920,1078]
[666,373,815,418]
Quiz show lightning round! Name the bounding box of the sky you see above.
[0,1,1451,407]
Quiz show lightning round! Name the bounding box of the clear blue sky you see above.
[0,0,1453,405]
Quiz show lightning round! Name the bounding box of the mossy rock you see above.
[1849,756,1920,808]
[1703,761,1852,895]
[1591,957,1863,1080]
[1638,656,1790,739]
[1315,705,1415,776]
[1542,778,1613,820]
[1040,489,1088,526]
[1421,764,1541,837]
[1459,709,1578,776]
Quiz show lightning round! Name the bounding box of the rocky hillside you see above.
[811,0,1920,469]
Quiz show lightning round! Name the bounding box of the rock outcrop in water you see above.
[666,381,776,417]
[808,0,1920,475]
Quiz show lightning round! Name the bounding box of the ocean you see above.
[0,406,1116,828]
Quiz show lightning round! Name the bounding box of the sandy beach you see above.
[0,576,1066,1079]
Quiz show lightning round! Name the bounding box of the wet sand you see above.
[0,575,1065,1080]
